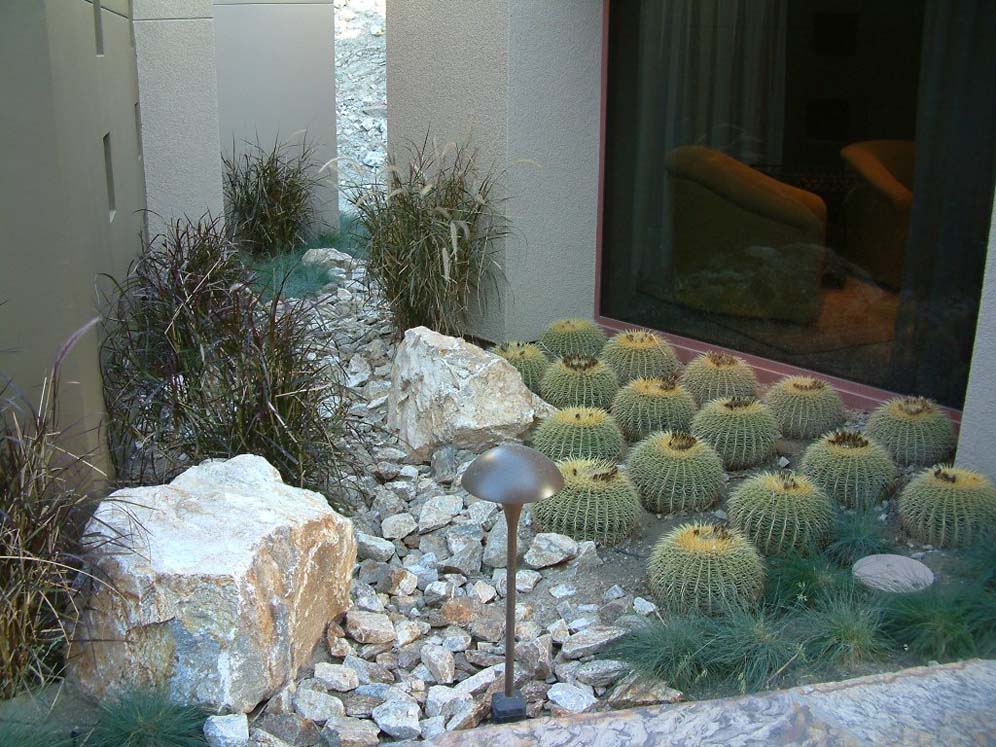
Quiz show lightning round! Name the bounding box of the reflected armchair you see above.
[840,140,915,289]
[660,145,828,324]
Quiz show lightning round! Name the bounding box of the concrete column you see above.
[956,196,996,479]
[133,0,225,232]
[386,0,602,342]
[213,0,338,236]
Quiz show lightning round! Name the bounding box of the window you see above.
[93,0,105,56]
[600,0,996,408]
[103,132,116,221]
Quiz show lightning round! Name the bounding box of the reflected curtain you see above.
[890,0,996,406]
[611,0,787,300]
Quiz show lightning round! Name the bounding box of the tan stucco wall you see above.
[1,0,145,469]
[213,0,339,236]
[386,0,602,342]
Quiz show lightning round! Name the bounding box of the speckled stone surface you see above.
[411,660,996,747]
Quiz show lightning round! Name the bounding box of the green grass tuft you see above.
[798,590,890,665]
[0,719,73,747]
[247,247,331,300]
[705,605,804,694]
[764,552,854,610]
[87,690,207,747]
[825,508,894,566]
[881,583,996,662]
[600,616,713,693]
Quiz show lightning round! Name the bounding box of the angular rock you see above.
[371,698,422,740]
[418,495,464,533]
[395,619,429,648]
[378,568,418,596]
[561,626,629,660]
[320,716,380,747]
[516,634,553,680]
[440,626,472,653]
[204,714,249,747]
[524,533,579,569]
[343,655,395,686]
[424,581,457,606]
[634,597,658,616]
[301,247,357,272]
[576,659,629,688]
[420,715,446,740]
[294,687,345,723]
[547,682,597,714]
[421,644,456,684]
[387,327,553,460]
[607,672,684,708]
[381,512,417,540]
[252,713,320,747]
[315,662,360,692]
[70,455,356,712]
[345,611,395,645]
[355,532,395,563]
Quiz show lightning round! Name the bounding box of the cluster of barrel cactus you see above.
[764,376,845,440]
[610,376,698,441]
[728,471,835,555]
[647,522,765,614]
[532,459,642,545]
[600,329,681,384]
[801,430,896,509]
[681,351,757,405]
[865,396,955,467]
[628,431,724,514]
[898,465,996,548]
[494,341,550,394]
[691,397,779,469]
[532,407,624,462]
[539,318,606,358]
[540,355,619,410]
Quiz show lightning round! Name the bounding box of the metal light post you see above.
[461,442,564,724]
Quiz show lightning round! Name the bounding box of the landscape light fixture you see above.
[461,442,564,724]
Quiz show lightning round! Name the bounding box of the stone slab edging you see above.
[406,659,996,746]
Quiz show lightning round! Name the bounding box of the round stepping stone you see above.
[852,553,934,593]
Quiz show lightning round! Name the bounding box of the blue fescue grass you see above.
[0,718,73,747]
[797,589,891,665]
[825,508,894,566]
[86,690,207,747]
[764,551,855,610]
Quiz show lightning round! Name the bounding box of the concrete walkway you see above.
[417,659,996,746]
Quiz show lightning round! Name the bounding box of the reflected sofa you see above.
[840,140,915,289]
[660,145,828,325]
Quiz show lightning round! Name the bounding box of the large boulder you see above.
[387,327,554,461]
[70,455,356,713]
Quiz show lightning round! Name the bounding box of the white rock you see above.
[294,687,345,723]
[469,580,497,604]
[70,455,355,712]
[561,626,629,660]
[395,619,429,647]
[633,597,658,616]
[547,682,597,714]
[355,532,395,562]
[204,714,249,747]
[387,327,553,460]
[439,626,472,653]
[418,495,465,533]
[603,584,626,601]
[371,698,422,740]
[524,533,579,569]
[853,553,935,592]
[320,716,380,747]
[549,583,577,599]
[345,611,395,644]
[346,355,372,388]
[420,644,456,684]
[516,569,542,593]
[301,247,356,271]
[420,715,446,740]
[381,512,417,540]
[547,619,571,645]
[424,581,457,606]
[315,662,360,692]
[575,659,629,688]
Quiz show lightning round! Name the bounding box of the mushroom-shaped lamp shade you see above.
[461,443,564,506]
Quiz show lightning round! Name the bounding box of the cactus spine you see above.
[898,465,996,548]
[865,396,956,467]
[647,522,765,614]
[691,397,779,470]
[728,471,835,555]
[540,355,619,410]
[532,407,624,462]
[681,351,757,406]
[495,341,549,394]
[764,376,845,440]
[539,318,607,358]
[610,376,698,441]
[532,459,642,545]
[801,430,896,510]
[627,431,724,514]
[600,329,681,384]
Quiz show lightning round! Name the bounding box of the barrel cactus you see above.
[540,355,619,410]
[532,407,624,462]
[898,465,996,548]
[628,431,724,514]
[494,341,549,394]
[865,396,955,467]
[532,459,642,546]
[691,397,779,470]
[610,375,697,441]
[801,430,896,509]
[681,351,757,405]
[600,329,681,384]
[647,522,765,614]
[539,318,607,358]
[764,376,845,440]
[728,471,835,555]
